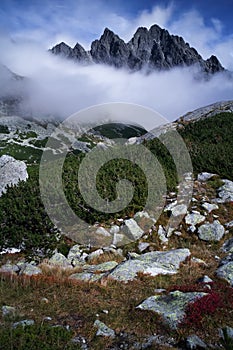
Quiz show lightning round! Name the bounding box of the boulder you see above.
[122,218,144,240]
[108,248,190,282]
[49,252,72,268]
[0,262,19,274]
[0,155,28,196]
[20,264,42,276]
[83,261,118,273]
[67,244,87,266]
[197,172,216,182]
[198,220,225,241]
[137,290,207,329]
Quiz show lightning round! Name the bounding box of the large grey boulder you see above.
[202,202,219,213]
[137,290,207,329]
[198,220,225,241]
[0,155,28,196]
[108,248,190,282]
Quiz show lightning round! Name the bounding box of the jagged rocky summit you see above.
[51,24,224,74]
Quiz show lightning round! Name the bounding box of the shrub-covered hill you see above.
[0,112,232,255]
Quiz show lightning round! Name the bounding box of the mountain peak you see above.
[50,24,225,74]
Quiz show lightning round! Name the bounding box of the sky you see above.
[0,0,233,127]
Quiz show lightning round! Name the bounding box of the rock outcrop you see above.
[0,155,28,196]
[51,24,224,74]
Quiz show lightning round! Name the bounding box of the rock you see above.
[217,179,233,203]
[71,336,88,350]
[137,290,207,329]
[0,155,28,196]
[216,256,233,286]
[51,25,224,74]
[197,172,216,182]
[134,211,151,220]
[20,264,42,276]
[13,319,35,328]
[221,238,233,253]
[108,248,190,282]
[87,249,104,262]
[197,275,213,283]
[225,221,233,228]
[49,252,72,268]
[186,334,207,349]
[112,232,130,246]
[185,212,205,226]
[94,319,115,338]
[2,305,16,317]
[138,242,150,252]
[0,262,19,274]
[122,218,144,240]
[109,225,120,234]
[96,227,111,237]
[67,244,87,266]
[157,225,169,244]
[69,272,104,282]
[83,261,118,273]
[171,204,188,217]
[202,202,219,213]
[198,220,225,241]
[191,257,208,266]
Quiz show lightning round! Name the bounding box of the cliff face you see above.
[51,24,224,74]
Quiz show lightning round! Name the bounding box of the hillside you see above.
[0,102,233,349]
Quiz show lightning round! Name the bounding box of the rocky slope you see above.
[51,24,224,74]
[0,101,233,349]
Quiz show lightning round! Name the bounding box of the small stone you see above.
[94,320,115,338]
[138,242,150,252]
[197,275,213,283]
[109,225,120,234]
[186,334,207,349]
[13,319,35,328]
[222,238,233,253]
[122,218,144,240]
[158,225,169,243]
[2,305,16,317]
[202,202,219,213]
[96,227,111,237]
[185,212,205,226]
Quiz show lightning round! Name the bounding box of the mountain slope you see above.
[51,24,224,74]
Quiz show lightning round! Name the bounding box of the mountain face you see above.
[51,24,224,74]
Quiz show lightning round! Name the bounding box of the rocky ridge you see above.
[51,25,224,74]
